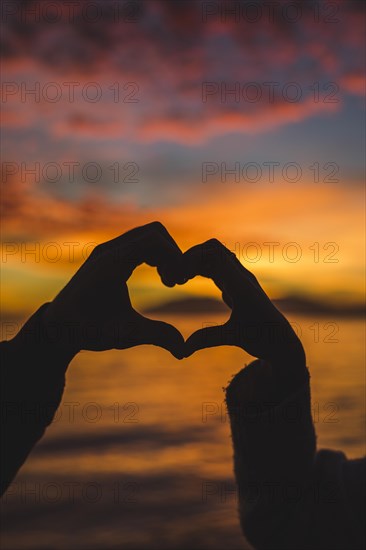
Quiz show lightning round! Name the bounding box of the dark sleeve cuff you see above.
[226,359,316,497]
[225,360,316,549]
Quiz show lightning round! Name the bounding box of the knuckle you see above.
[147,221,165,232]
[203,238,225,256]
[90,243,103,256]
[202,239,227,263]
[205,238,222,247]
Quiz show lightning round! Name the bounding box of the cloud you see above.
[1,0,364,147]
[138,96,340,144]
[340,73,365,95]
[1,1,364,312]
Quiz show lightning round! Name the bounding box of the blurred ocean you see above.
[1,312,365,550]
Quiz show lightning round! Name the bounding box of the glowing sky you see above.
[1,0,365,316]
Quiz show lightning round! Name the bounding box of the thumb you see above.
[134,316,185,359]
[184,322,235,357]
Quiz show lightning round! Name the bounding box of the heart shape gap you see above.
[128,265,230,339]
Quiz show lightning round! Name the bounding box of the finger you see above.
[89,222,185,285]
[138,223,186,285]
[92,222,180,257]
[184,323,236,357]
[132,316,185,359]
[222,290,233,309]
[100,224,183,283]
[180,239,265,301]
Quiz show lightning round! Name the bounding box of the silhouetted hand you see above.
[180,239,305,366]
[43,222,185,358]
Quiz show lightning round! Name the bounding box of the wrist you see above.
[9,303,80,369]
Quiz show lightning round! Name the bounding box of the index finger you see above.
[180,239,260,298]
[102,223,185,283]
[92,222,181,257]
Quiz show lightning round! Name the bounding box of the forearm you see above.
[0,304,78,496]
[252,313,309,401]
[226,359,316,549]
[270,343,308,403]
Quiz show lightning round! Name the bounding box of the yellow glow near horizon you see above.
[1,181,364,317]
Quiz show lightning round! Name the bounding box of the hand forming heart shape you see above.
[43,222,305,367]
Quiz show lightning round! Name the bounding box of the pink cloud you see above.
[138,96,340,144]
[341,73,365,96]
[1,0,364,146]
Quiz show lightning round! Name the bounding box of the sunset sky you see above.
[1,0,365,318]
